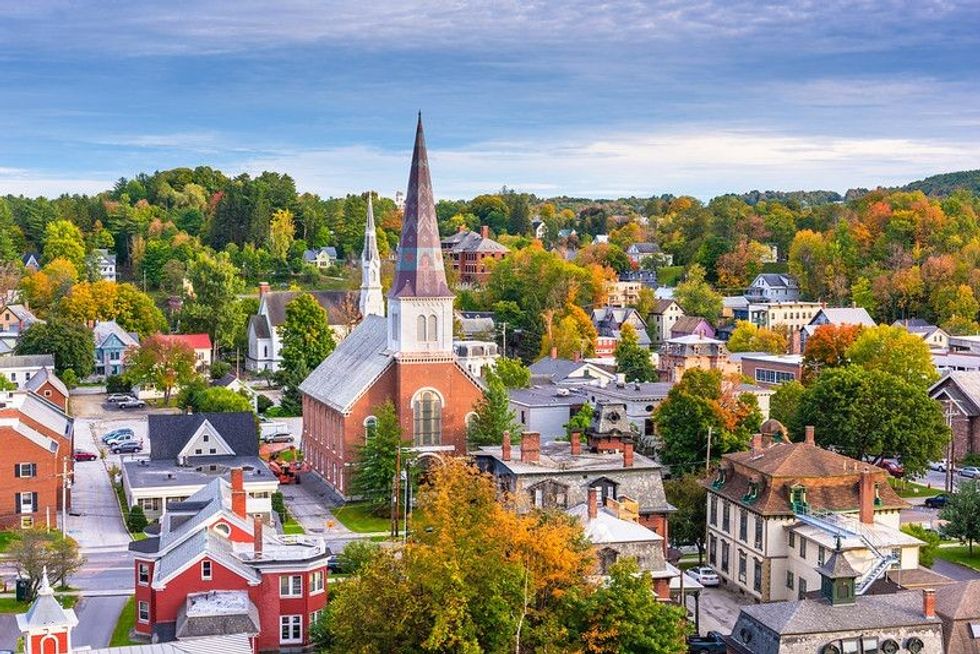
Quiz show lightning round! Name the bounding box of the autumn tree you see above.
[278,293,336,374]
[614,322,656,382]
[788,229,828,300]
[716,239,769,290]
[467,369,521,446]
[268,208,295,262]
[8,530,84,600]
[539,304,598,359]
[42,219,86,270]
[59,280,166,337]
[124,334,199,404]
[674,264,722,323]
[802,323,863,381]
[845,324,938,387]
[930,283,979,334]
[726,321,788,354]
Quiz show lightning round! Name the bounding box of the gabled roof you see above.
[651,299,680,314]
[302,246,338,261]
[93,320,139,348]
[16,570,77,632]
[567,503,662,544]
[248,314,270,340]
[0,354,54,369]
[161,333,212,350]
[259,290,356,326]
[442,230,509,254]
[627,242,661,254]
[24,366,68,398]
[86,634,254,654]
[929,371,980,415]
[148,413,258,460]
[751,273,798,289]
[671,315,712,333]
[298,315,392,413]
[935,579,980,620]
[809,307,876,327]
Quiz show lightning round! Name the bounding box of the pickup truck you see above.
[687,631,726,653]
[260,419,291,443]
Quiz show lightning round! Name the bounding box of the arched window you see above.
[364,416,378,441]
[413,390,442,446]
[417,315,427,342]
[213,522,231,537]
[427,314,438,342]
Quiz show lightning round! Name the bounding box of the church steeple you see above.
[387,115,454,356]
[359,192,384,318]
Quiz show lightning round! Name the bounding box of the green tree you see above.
[845,324,939,387]
[16,319,94,378]
[124,334,200,404]
[900,524,940,567]
[614,323,656,382]
[337,540,381,575]
[350,401,409,513]
[42,219,86,270]
[8,530,84,600]
[770,380,804,426]
[184,252,245,355]
[278,293,336,373]
[268,208,296,262]
[494,357,531,389]
[127,504,149,534]
[674,264,722,323]
[663,474,708,562]
[467,370,521,446]
[940,480,980,555]
[565,403,594,440]
[190,387,253,413]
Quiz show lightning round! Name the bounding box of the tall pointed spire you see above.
[390,114,451,299]
[360,192,384,318]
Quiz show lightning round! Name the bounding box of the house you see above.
[932,350,980,374]
[0,391,74,529]
[121,413,279,522]
[508,386,586,441]
[578,381,674,444]
[744,273,800,303]
[648,299,685,345]
[212,373,258,411]
[605,279,643,308]
[246,286,358,372]
[723,295,750,320]
[797,307,876,353]
[557,228,577,240]
[441,225,509,285]
[935,580,980,654]
[619,269,658,288]
[129,471,328,651]
[454,310,496,340]
[670,315,715,339]
[24,367,69,411]
[732,353,804,387]
[658,335,739,382]
[893,319,950,350]
[160,333,213,369]
[948,334,980,354]
[529,354,618,387]
[591,307,652,357]
[299,118,485,498]
[0,354,56,389]
[301,246,338,269]
[93,320,139,378]
[705,423,923,603]
[625,242,672,266]
[0,302,41,336]
[21,253,40,272]
[453,340,500,378]
[530,218,546,239]
[91,248,117,282]
[928,371,980,459]
[733,301,823,332]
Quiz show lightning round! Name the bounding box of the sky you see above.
[2,1,980,200]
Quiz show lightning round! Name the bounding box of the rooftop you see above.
[0,353,55,369]
[123,456,273,491]
[507,385,585,407]
[476,439,659,476]
[567,503,662,545]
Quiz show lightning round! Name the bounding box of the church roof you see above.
[390,115,452,299]
[298,315,393,413]
[16,568,78,632]
[363,193,380,263]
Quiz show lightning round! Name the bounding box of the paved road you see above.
[73,595,130,648]
[931,557,980,581]
[0,614,17,652]
[686,584,754,636]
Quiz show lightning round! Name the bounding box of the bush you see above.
[60,369,78,390]
[337,540,380,574]
[127,504,148,534]
[271,492,287,525]
[256,394,274,414]
[209,360,232,380]
[106,375,131,394]
[901,523,940,567]
[961,452,980,467]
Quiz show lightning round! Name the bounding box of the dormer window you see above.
[790,485,807,511]
[742,481,760,503]
[712,468,728,489]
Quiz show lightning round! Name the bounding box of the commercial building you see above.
[733,353,803,387]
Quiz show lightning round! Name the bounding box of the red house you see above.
[160,333,213,369]
[129,468,329,652]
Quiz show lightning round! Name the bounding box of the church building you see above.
[299,116,485,497]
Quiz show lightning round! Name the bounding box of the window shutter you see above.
[30,464,36,478]
[31,492,38,513]
[15,494,21,513]
[13,465,19,479]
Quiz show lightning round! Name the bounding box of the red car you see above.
[876,460,904,478]
[73,449,98,462]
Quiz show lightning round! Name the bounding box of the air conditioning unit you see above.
[556,388,570,397]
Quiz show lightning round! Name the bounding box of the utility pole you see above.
[944,400,956,494]
[391,447,401,538]
[501,322,508,358]
[57,458,73,538]
[705,426,713,472]
[403,465,410,544]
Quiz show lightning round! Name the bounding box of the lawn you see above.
[110,596,138,646]
[0,593,78,614]
[283,517,305,535]
[277,448,303,463]
[0,531,18,553]
[933,544,980,571]
[888,478,942,498]
[332,503,391,533]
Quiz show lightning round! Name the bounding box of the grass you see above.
[0,531,18,553]
[277,449,303,463]
[933,544,980,571]
[888,478,942,498]
[0,593,79,614]
[332,503,392,534]
[110,596,139,646]
[283,517,305,535]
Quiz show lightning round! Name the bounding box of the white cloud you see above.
[0,171,111,196]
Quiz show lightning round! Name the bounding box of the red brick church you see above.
[299,116,484,497]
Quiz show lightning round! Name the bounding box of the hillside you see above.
[902,169,980,196]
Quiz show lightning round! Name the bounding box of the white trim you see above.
[177,419,236,459]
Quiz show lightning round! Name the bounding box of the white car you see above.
[688,566,720,586]
[960,466,980,479]
[929,461,949,472]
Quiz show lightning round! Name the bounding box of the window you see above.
[201,560,212,580]
[138,601,150,623]
[363,416,378,441]
[530,480,569,509]
[862,637,878,654]
[788,531,796,548]
[14,463,36,478]
[753,559,762,592]
[138,563,150,584]
[110,351,120,361]
[20,516,33,528]
[721,543,730,572]
[138,497,162,513]
[310,570,324,594]
[709,535,717,565]
[798,577,807,600]
[280,615,302,644]
[428,314,438,342]
[754,368,796,384]
[280,574,302,597]
[841,639,859,654]
[17,492,37,514]
[722,502,730,532]
[417,315,427,342]
[739,510,748,542]
[413,390,442,447]
[709,496,718,526]
[754,517,763,550]
[598,548,618,575]
[818,546,826,566]
[738,551,747,583]
[310,610,323,627]
[786,570,794,589]
[799,537,807,559]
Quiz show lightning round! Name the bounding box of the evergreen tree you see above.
[279,293,336,373]
[939,480,980,555]
[351,401,411,512]
[614,323,656,382]
[467,370,521,446]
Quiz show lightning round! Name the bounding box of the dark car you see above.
[924,494,949,509]
[326,554,345,574]
[876,460,905,478]
[111,441,142,454]
[73,449,98,462]
[687,631,726,653]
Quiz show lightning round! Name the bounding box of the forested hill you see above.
[902,169,980,196]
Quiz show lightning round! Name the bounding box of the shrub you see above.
[106,375,131,394]
[961,452,980,467]
[256,394,273,414]
[900,523,940,567]
[271,492,287,525]
[127,504,148,534]
[337,540,381,574]
[60,369,78,390]
[209,360,232,380]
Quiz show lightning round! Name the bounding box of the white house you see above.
[91,248,117,282]
[302,246,339,269]
[0,354,55,389]
[744,273,800,303]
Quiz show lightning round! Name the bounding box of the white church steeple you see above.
[359,192,385,319]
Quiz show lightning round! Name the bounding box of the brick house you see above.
[658,335,739,383]
[129,469,329,652]
[0,391,74,529]
[441,225,508,285]
[733,353,803,387]
[929,371,980,460]
[299,117,484,498]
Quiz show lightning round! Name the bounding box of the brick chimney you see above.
[570,431,581,456]
[751,433,763,453]
[551,346,558,360]
[623,442,634,468]
[481,225,489,239]
[230,467,247,519]
[253,516,264,558]
[501,430,512,461]
[804,425,815,446]
[859,469,875,525]
[520,432,540,464]
[923,588,935,619]
[588,487,599,520]
[573,351,581,362]
[258,282,270,299]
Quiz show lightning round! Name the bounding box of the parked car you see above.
[118,398,146,409]
[876,460,905,478]
[688,566,720,587]
[106,393,134,404]
[687,631,726,653]
[73,450,98,462]
[101,428,134,443]
[929,461,949,472]
[105,433,137,447]
[325,554,345,574]
[111,441,142,454]
[959,466,980,478]
[262,433,293,444]
[924,494,949,509]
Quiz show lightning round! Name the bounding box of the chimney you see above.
[501,430,512,461]
[751,433,763,453]
[551,346,558,360]
[458,224,467,233]
[859,469,875,525]
[623,442,634,468]
[253,516,264,558]
[570,431,582,456]
[923,588,935,619]
[230,467,247,519]
[588,487,599,520]
[258,282,270,299]
[573,351,581,362]
[481,225,489,239]
[520,432,540,464]
[804,425,815,446]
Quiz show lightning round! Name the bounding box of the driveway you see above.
[930,557,980,581]
[686,584,754,636]
[0,614,17,652]
[73,595,130,648]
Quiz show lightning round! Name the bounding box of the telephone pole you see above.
[57,458,73,538]
[391,447,401,538]
[705,426,713,472]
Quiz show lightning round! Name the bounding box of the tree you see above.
[16,319,94,378]
[770,380,804,426]
[127,504,149,533]
[788,229,828,300]
[42,219,86,269]
[614,323,656,382]
[565,404,594,440]
[845,324,939,387]
[795,365,947,475]
[539,305,598,360]
[350,401,409,513]
[185,386,253,413]
[337,540,381,575]
[494,357,531,389]
[663,474,708,562]
[940,480,980,555]
[183,252,245,355]
[900,524,940,567]
[59,280,167,338]
[674,264,722,323]
[8,530,84,600]
[467,370,521,446]
[124,334,199,404]
[726,321,788,354]
[278,293,336,374]
[268,208,296,262]
[802,323,863,381]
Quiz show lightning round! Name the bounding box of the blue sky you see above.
[2,1,980,199]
